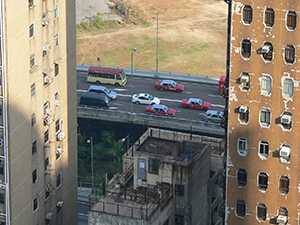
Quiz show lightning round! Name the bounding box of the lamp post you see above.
[131,48,137,114]
[121,135,129,152]
[87,137,94,189]
[153,13,158,72]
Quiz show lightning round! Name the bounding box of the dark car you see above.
[79,93,110,108]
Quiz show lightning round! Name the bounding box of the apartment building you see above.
[224,0,300,224]
[0,1,77,224]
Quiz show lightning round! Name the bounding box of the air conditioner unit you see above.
[240,75,250,84]
[57,132,65,141]
[46,212,53,220]
[44,116,53,126]
[44,77,53,84]
[281,114,291,124]
[280,146,291,157]
[57,201,64,207]
[46,108,52,115]
[55,100,61,106]
[56,148,63,154]
[261,45,270,53]
[46,184,54,192]
[47,164,53,171]
[276,215,287,224]
[239,105,248,113]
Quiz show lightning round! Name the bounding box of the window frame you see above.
[31,113,36,126]
[44,130,49,145]
[261,75,272,95]
[238,137,248,156]
[259,140,269,159]
[33,197,38,212]
[32,140,37,155]
[45,157,49,172]
[54,63,59,76]
[283,78,294,98]
[56,173,62,189]
[54,34,59,47]
[260,108,271,127]
[175,184,184,196]
[264,8,274,27]
[29,0,34,8]
[31,83,35,97]
[242,5,252,24]
[55,119,61,134]
[238,106,249,123]
[32,169,37,183]
[148,158,159,175]
[257,203,267,221]
[236,199,246,218]
[30,54,35,68]
[53,4,59,19]
[258,172,268,191]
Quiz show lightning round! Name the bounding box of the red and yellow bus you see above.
[86,66,127,86]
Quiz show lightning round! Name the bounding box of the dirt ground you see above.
[76,0,228,76]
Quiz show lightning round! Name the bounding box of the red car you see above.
[181,98,211,110]
[146,104,176,116]
[155,79,185,92]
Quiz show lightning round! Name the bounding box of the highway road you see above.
[77,71,225,121]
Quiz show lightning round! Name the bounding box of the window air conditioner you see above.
[44,116,53,126]
[281,114,291,124]
[57,132,65,141]
[240,75,250,84]
[261,45,270,53]
[55,100,61,106]
[46,108,52,115]
[44,77,53,84]
[280,146,291,157]
[276,215,287,224]
[47,164,53,171]
[46,184,54,192]
[57,201,64,207]
[239,105,248,113]
[46,212,53,220]
[56,148,63,154]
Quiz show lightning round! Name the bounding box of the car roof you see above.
[136,93,149,97]
[188,98,201,102]
[88,85,106,91]
[88,66,123,74]
[205,110,223,115]
[161,79,175,84]
[152,104,167,109]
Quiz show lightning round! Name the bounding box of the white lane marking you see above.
[208,94,222,98]
[108,107,118,110]
[117,94,132,97]
[199,113,205,116]
[211,104,225,108]
[160,98,182,103]
[113,88,128,91]
[185,91,192,95]
[77,89,87,92]
[78,213,88,217]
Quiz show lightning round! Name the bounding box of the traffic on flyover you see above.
[76,66,225,122]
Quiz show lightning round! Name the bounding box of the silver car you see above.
[87,85,118,100]
[204,110,224,123]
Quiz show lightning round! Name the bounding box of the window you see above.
[57,204,62,214]
[265,8,274,27]
[238,105,249,123]
[283,78,294,97]
[45,157,49,172]
[54,63,59,76]
[278,207,288,224]
[0,163,4,175]
[148,158,159,174]
[258,172,268,191]
[279,176,289,194]
[55,91,61,106]
[285,45,295,64]
[31,83,35,97]
[175,184,184,196]
[44,101,50,115]
[257,203,267,221]
[29,23,34,38]
[237,169,247,187]
[259,42,273,61]
[53,4,58,19]
[238,137,248,155]
[259,141,269,158]
[54,34,59,47]
[32,169,37,183]
[32,140,37,155]
[44,130,49,144]
[287,11,297,30]
[0,194,4,204]
[243,5,252,24]
[45,187,50,199]
[261,75,272,95]
[238,72,250,90]
[31,113,36,126]
[55,119,61,134]
[56,146,62,160]
[260,108,270,126]
[236,199,246,218]
[241,39,251,58]
[56,173,61,188]
[29,0,34,8]
[279,207,288,216]
[175,214,184,225]
[43,48,47,57]
[33,197,38,212]
[30,54,35,68]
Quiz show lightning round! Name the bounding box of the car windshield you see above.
[171,81,177,87]
[163,106,168,112]
[149,95,154,100]
[104,88,110,94]
[121,71,126,80]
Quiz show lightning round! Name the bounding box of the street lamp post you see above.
[131,48,137,114]
[87,137,94,189]
[153,13,158,72]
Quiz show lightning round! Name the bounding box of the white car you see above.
[132,93,160,105]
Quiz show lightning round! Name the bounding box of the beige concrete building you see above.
[224,0,300,224]
[0,1,77,224]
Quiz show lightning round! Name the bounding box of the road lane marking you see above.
[108,107,118,110]
[160,98,182,103]
[113,88,128,91]
[77,89,87,92]
[211,104,225,108]
[208,94,222,98]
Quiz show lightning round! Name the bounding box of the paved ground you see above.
[76,0,122,24]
